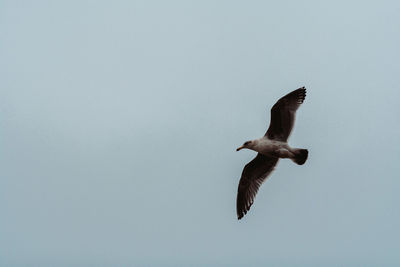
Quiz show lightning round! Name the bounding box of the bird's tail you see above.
[291,149,308,165]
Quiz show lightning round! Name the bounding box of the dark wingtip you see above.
[298,86,306,93]
[237,209,248,220]
[295,87,307,104]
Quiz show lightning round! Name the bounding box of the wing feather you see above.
[236,154,279,220]
[265,87,306,141]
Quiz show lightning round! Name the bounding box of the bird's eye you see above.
[244,141,251,146]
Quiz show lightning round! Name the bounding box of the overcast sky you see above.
[1,0,400,266]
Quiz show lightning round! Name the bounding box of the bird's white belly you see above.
[254,139,291,157]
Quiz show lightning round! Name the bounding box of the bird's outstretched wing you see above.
[236,154,279,220]
[265,87,306,142]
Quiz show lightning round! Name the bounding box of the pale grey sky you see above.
[1,0,400,266]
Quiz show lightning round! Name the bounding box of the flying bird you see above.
[236,87,308,220]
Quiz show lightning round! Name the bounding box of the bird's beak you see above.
[236,146,244,151]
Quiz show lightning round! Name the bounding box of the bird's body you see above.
[236,87,308,220]
[247,138,291,158]
[239,137,305,161]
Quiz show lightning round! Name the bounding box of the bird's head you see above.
[236,140,256,151]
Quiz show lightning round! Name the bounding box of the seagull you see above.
[236,87,308,220]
